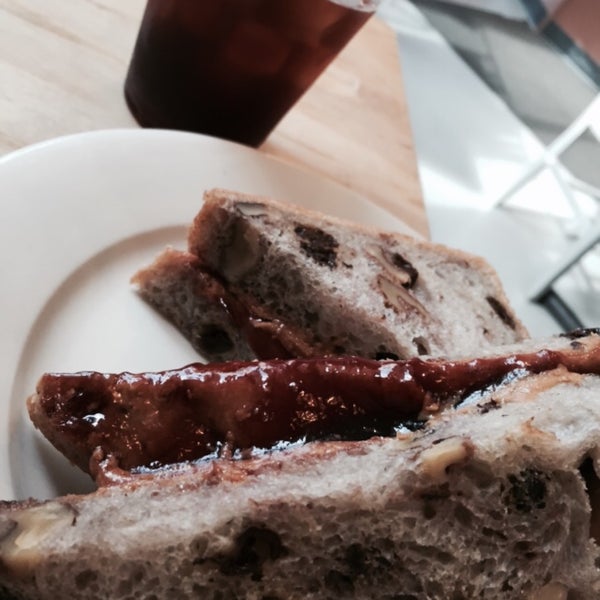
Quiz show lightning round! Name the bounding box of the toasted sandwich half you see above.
[3,331,600,599]
[133,189,529,362]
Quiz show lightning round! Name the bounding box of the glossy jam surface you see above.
[33,343,600,474]
[124,0,375,146]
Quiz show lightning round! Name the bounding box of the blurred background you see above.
[378,0,600,337]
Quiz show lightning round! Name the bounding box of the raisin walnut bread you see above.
[2,330,600,599]
[133,189,529,362]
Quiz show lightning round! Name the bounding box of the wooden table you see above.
[0,0,427,237]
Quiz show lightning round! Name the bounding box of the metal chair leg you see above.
[529,225,600,301]
[536,289,585,331]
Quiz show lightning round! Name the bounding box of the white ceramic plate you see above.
[0,129,416,502]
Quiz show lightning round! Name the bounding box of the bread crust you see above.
[190,189,513,282]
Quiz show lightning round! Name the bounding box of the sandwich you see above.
[2,329,600,598]
[132,189,529,362]
[1,192,596,598]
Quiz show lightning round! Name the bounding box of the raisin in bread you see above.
[2,345,600,599]
[134,189,528,362]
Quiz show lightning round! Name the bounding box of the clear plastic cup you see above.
[124,0,380,147]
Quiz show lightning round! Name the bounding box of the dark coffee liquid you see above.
[124,0,375,147]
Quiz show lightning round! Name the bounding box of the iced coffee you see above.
[125,0,380,147]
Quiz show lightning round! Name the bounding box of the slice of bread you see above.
[133,189,529,362]
[3,346,600,598]
[131,248,255,362]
